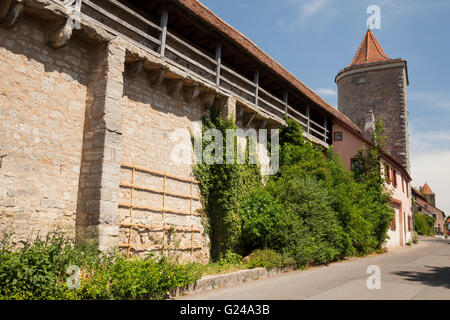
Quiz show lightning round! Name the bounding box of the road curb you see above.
[169,266,295,298]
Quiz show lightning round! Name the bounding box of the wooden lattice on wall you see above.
[118,162,204,257]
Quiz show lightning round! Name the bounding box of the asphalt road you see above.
[178,237,450,300]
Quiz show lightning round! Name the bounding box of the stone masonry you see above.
[0,0,257,263]
[0,15,90,243]
[76,39,125,252]
[337,62,410,173]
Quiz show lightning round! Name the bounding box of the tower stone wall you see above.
[336,62,410,172]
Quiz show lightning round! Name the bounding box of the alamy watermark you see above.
[367,5,381,30]
[366,265,381,290]
[169,122,280,175]
[66,265,81,290]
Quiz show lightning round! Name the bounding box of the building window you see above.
[357,76,367,84]
[390,214,396,231]
[408,216,411,231]
[401,176,405,193]
[393,169,397,187]
[334,132,343,141]
[351,158,364,176]
[385,164,390,184]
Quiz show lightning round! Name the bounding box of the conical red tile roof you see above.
[349,29,391,66]
[421,183,434,195]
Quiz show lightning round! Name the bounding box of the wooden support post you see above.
[254,69,259,107]
[215,43,222,86]
[184,84,200,103]
[162,173,166,221]
[127,60,144,79]
[246,114,255,129]
[199,91,216,110]
[323,118,328,142]
[168,79,184,99]
[190,179,193,215]
[306,105,311,134]
[159,6,168,57]
[1,0,24,29]
[260,120,267,129]
[190,224,194,255]
[283,90,288,116]
[162,221,166,255]
[149,68,167,87]
[126,166,135,257]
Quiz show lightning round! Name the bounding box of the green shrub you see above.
[236,118,393,267]
[267,171,349,266]
[0,234,201,300]
[76,255,201,300]
[414,213,436,236]
[239,187,291,254]
[0,233,101,300]
[243,249,295,270]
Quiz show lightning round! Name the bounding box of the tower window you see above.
[334,132,343,141]
[357,76,367,84]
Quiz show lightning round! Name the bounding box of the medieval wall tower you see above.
[335,30,410,172]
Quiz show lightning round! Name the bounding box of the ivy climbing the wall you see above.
[193,109,262,261]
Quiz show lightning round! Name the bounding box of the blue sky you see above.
[202,0,450,214]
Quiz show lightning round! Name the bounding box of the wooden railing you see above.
[56,0,330,144]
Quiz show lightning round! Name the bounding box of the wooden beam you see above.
[306,105,311,134]
[260,120,268,129]
[159,5,168,56]
[254,69,259,106]
[1,0,23,29]
[215,42,222,86]
[244,113,255,129]
[184,84,200,103]
[168,79,184,99]
[283,90,288,116]
[126,60,144,79]
[148,68,167,87]
[199,91,216,109]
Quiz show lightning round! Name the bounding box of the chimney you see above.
[363,110,375,140]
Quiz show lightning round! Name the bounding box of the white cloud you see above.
[298,0,330,25]
[409,124,450,214]
[316,88,337,96]
[278,0,338,31]
[410,129,450,153]
[411,150,450,215]
[409,91,450,111]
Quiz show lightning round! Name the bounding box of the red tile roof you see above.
[172,0,361,133]
[349,29,391,66]
[421,183,434,195]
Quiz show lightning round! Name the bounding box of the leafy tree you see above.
[414,213,435,236]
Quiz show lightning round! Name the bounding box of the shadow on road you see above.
[393,266,450,289]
